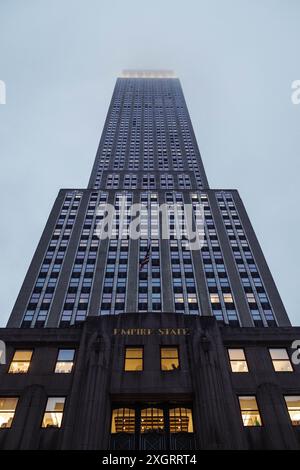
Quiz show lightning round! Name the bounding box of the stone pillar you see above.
[256,382,299,449]
[190,318,247,449]
[64,328,112,449]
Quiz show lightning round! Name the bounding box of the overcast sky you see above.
[0,0,299,326]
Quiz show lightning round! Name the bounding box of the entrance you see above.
[110,404,195,450]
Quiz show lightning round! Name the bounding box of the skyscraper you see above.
[0,71,299,450]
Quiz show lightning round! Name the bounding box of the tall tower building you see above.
[0,71,299,451]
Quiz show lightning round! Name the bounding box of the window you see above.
[8,350,33,374]
[124,347,143,371]
[269,348,293,372]
[0,398,18,428]
[210,294,220,304]
[223,293,234,303]
[55,349,75,373]
[111,408,135,433]
[228,349,248,372]
[42,397,65,428]
[284,396,300,425]
[160,347,179,370]
[238,396,262,426]
[169,408,193,433]
[141,408,164,433]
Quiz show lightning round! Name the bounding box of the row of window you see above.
[239,395,300,426]
[228,348,294,373]
[24,190,279,326]
[7,349,75,374]
[1,394,299,430]
[111,406,193,434]
[0,397,65,429]
[125,347,179,371]
[4,347,295,375]
[106,173,193,189]
[124,346,295,373]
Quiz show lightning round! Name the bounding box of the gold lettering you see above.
[113,327,190,336]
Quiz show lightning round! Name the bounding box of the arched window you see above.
[111,408,135,434]
[140,408,164,433]
[169,408,193,433]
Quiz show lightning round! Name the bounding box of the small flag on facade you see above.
[139,243,151,271]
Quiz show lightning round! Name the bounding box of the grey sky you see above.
[0,0,299,326]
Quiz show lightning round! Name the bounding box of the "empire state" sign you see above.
[113,328,190,336]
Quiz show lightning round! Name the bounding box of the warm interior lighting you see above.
[111,408,135,433]
[110,406,194,435]
[161,347,179,370]
[210,294,220,303]
[42,397,65,428]
[55,349,75,373]
[140,408,164,433]
[8,350,33,374]
[239,396,262,426]
[0,398,18,428]
[228,349,248,372]
[169,408,193,433]
[124,347,143,371]
[269,349,293,372]
[285,396,300,425]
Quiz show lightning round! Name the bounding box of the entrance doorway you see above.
[110,404,195,450]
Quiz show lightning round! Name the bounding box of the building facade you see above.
[0,71,299,450]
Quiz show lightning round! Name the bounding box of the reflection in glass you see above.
[285,396,300,425]
[55,349,75,373]
[0,398,18,428]
[42,397,65,428]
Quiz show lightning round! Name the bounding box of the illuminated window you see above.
[124,347,143,371]
[228,349,248,372]
[223,293,233,303]
[169,408,193,433]
[210,294,220,304]
[111,408,135,433]
[160,347,179,370]
[42,397,65,428]
[141,408,164,433]
[8,350,33,374]
[238,396,262,426]
[0,398,18,428]
[284,396,300,425]
[55,349,75,373]
[269,348,293,372]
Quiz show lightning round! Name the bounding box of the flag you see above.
[139,243,151,271]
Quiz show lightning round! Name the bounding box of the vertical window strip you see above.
[59,192,107,326]
[216,191,276,327]
[191,192,239,325]
[22,191,83,328]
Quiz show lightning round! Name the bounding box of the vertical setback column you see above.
[209,191,253,326]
